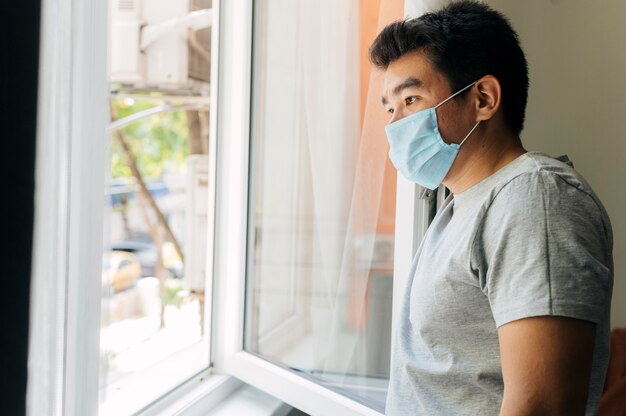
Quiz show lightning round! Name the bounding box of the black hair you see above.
[369,1,529,135]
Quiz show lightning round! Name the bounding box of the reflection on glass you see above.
[100,0,212,414]
[246,0,402,411]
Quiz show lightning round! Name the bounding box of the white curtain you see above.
[252,0,400,406]
[294,0,362,375]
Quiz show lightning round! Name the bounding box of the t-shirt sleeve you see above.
[471,171,613,328]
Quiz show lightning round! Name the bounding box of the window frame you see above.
[28,0,108,413]
[210,1,424,415]
[28,0,226,414]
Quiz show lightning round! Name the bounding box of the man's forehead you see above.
[381,53,448,102]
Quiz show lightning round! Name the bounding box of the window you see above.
[100,100,210,414]
[29,1,220,415]
[99,1,215,413]
[29,0,424,415]
[210,1,420,415]
[245,0,402,411]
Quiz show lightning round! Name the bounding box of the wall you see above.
[487,0,626,328]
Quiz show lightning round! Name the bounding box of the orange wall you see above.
[359,0,382,127]
[356,0,403,238]
[348,0,403,329]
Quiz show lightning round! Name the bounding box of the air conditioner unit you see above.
[109,0,212,89]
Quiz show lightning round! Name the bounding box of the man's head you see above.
[370,1,528,136]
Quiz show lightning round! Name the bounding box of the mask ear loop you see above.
[434,81,476,109]
[434,81,480,147]
[459,121,481,146]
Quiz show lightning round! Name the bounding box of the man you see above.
[369,2,613,415]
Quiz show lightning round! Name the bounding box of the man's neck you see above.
[444,129,526,195]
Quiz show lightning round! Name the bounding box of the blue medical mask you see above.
[384,81,480,190]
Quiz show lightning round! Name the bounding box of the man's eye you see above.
[387,108,394,115]
[405,96,417,105]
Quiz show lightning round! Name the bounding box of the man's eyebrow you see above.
[393,77,423,95]
[381,77,424,106]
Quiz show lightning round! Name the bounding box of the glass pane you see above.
[246,0,403,411]
[100,0,213,414]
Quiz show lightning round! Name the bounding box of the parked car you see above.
[102,250,142,294]
[110,238,183,279]
[109,240,158,277]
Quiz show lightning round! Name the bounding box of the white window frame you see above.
[28,0,108,413]
[28,0,230,415]
[210,1,425,416]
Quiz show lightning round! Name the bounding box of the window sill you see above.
[204,383,289,416]
[134,372,288,416]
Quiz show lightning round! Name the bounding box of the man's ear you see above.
[474,75,501,122]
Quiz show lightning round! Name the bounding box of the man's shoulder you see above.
[454,151,611,247]
[455,152,592,211]
[489,151,599,206]
[481,152,611,240]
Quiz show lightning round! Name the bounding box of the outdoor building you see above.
[1,0,626,415]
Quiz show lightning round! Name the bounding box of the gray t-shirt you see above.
[386,152,613,415]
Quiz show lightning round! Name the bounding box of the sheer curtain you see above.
[248,0,403,409]
[295,0,360,375]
